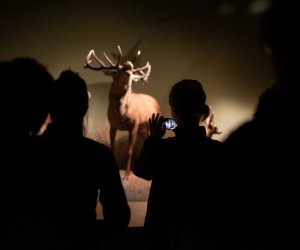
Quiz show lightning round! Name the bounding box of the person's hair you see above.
[259,0,293,53]
[168,79,209,121]
[51,70,89,131]
[259,0,295,93]
[0,57,54,136]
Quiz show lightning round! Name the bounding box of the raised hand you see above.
[149,113,166,138]
[205,106,222,138]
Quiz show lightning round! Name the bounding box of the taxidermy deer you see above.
[84,45,161,179]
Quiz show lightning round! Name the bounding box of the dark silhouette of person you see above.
[0,57,54,249]
[0,57,53,138]
[32,70,130,249]
[133,79,223,250]
[222,0,299,249]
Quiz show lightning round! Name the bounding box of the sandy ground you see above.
[120,171,151,202]
[97,170,151,226]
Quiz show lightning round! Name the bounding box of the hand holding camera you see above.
[149,113,167,138]
[204,105,222,138]
[163,118,177,130]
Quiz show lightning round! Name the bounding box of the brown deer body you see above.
[85,46,160,179]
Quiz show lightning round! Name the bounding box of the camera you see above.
[163,118,177,130]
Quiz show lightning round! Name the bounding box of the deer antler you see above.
[131,62,151,83]
[131,50,141,64]
[84,45,123,71]
[84,45,150,82]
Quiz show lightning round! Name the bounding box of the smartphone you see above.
[163,118,177,130]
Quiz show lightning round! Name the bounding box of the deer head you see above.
[84,45,151,84]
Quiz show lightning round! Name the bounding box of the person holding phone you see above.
[133,79,223,250]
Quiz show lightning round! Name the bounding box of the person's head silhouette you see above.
[168,79,210,126]
[260,0,295,90]
[252,0,296,124]
[0,57,54,138]
[51,70,89,132]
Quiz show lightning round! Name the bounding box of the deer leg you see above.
[110,126,117,153]
[109,126,120,171]
[122,125,138,180]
